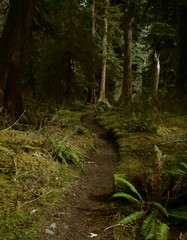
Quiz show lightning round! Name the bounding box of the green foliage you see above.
[54,138,81,167]
[0,107,94,239]
[112,192,142,205]
[112,175,169,239]
[114,175,144,203]
[112,145,187,239]
[119,210,146,225]
[123,112,156,133]
[156,223,169,240]
[169,208,187,221]
[140,211,157,238]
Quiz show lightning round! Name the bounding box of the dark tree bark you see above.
[0,0,36,119]
[120,1,134,106]
[65,52,74,103]
[87,0,96,104]
[177,4,187,95]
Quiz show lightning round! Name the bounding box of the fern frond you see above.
[156,222,169,240]
[180,162,187,169]
[112,192,141,205]
[145,232,155,240]
[118,210,146,225]
[141,211,157,237]
[169,210,187,220]
[114,175,144,202]
[150,201,168,216]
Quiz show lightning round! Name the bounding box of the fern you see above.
[112,192,142,205]
[150,202,168,216]
[114,175,144,203]
[169,209,187,220]
[145,232,155,240]
[55,139,80,166]
[156,222,169,240]
[141,211,157,237]
[119,210,146,225]
[180,162,187,169]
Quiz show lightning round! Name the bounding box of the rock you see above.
[45,229,55,235]
[49,223,57,230]
[63,224,69,230]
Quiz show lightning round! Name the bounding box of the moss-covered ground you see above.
[0,103,94,240]
[1,101,187,240]
[95,108,187,239]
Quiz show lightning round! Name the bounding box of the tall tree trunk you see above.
[65,52,74,103]
[120,1,134,105]
[0,0,35,119]
[98,0,110,107]
[87,0,96,103]
[150,52,160,99]
[177,3,187,95]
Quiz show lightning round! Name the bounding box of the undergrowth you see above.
[0,104,94,240]
[95,108,187,239]
[112,146,187,240]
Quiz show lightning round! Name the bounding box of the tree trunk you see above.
[177,4,187,95]
[98,0,110,107]
[150,52,160,99]
[0,0,35,119]
[87,0,96,103]
[65,52,74,103]
[120,2,134,105]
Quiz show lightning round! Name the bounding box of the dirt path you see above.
[41,114,117,240]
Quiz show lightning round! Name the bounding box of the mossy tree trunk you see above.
[0,0,35,119]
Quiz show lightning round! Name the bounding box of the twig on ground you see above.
[21,190,52,207]
[104,224,124,231]
[2,108,26,131]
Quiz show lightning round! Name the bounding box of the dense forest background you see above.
[0,0,187,122]
[0,1,187,239]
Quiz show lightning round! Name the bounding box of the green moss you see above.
[0,108,94,239]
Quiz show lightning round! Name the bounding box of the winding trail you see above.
[41,115,117,240]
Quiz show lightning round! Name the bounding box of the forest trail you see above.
[40,114,117,240]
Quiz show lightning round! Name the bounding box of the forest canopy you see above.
[0,0,186,120]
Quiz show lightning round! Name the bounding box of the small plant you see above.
[112,146,187,239]
[54,137,81,167]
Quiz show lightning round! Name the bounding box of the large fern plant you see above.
[112,146,187,240]
[112,176,170,240]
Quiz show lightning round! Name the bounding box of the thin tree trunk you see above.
[87,0,96,103]
[150,52,160,99]
[120,2,134,105]
[65,52,74,103]
[98,0,110,107]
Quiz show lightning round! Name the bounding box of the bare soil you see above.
[39,114,117,240]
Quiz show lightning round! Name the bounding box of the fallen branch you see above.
[104,223,124,231]
[1,108,26,131]
[21,190,52,207]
